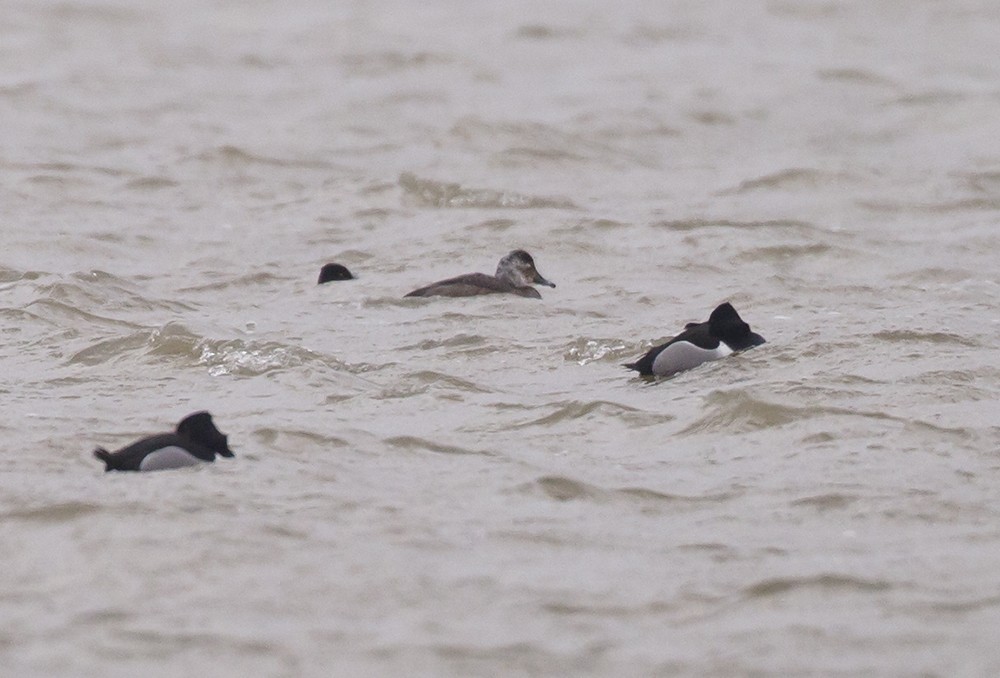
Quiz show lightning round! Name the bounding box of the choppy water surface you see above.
[3,0,1000,675]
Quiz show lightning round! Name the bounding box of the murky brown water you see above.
[3,1,1000,675]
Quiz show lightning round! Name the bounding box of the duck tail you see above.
[93,447,112,470]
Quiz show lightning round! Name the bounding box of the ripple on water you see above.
[564,338,628,365]
[789,493,859,511]
[252,427,350,450]
[910,594,1000,615]
[742,574,893,599]
[964,170,1000,195]
[427,642,598,678]
[0,501,102,523]
[384,436,491,456]
[541,599,674,618]
[450,115,658,168]
[0,267,44,284]
[816,68,898,87]
[378,370,493,399]
[650,218,819,233]
[15,271,193,326]
[26,299,144,334]
[65,322,350,376]
[721,167,863,195]
[398,172,577,209]
[397,334,490,352]
[123,176,180,191]
[518,475,738,507]
[198,339,347,377]
[109,629,295,675]
[679,382,974,439]
[340,50,451,76]
[177,271,287,293]
[678,390,804,435]
[871,330,981,348]
[192,144,334,170]
[510,400,672,429]
[732,242,838,264]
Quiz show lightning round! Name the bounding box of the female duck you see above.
[405,249,555,299]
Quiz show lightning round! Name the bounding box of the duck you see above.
[404,249,555,299]
[317,263,355,284]
[625,302,765,377]
[93,411,234,472]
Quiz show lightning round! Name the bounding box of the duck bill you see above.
[533,273,556,288]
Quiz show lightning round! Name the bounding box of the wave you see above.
[253,427,350,449]
[18,270,194,320]
[65,322,351,376]
[191,144,334,170]
[680,388,974,439]
[965,171,1000,195]
[341,50,451,76]
[1,501,102,522]
[0,267,44,284]
[178,271,287,293]
[563,338,629,365]
[651,218,819,233]
[399,172,577,209]
[722,168,862,194]
[123,176,180,191]
[450,116,662,167]
[377,370,493,398]
[678,390,804,435]
[731,242,838,264]
[742,574,892,598]
[19,299,141,332]
[871,330,980,347]
[510,400,671,428]
[384,435,490,456]
[397,334,490,351]
[789,493,858,510]
[911,594,1000,615]
[816,68,897,86]
[859,197,1000,213]
[517,475,738,508]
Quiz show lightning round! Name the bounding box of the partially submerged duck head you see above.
[318,263,355,284]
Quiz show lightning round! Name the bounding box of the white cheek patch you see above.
[138,446,203,472]
[651,341,732,377]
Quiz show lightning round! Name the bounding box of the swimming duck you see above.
[625,302,765,377]
[405,249,555,299]
[93,411,234,472]
[317,263,355,284]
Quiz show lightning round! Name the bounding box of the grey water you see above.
[3,1,1000,675]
